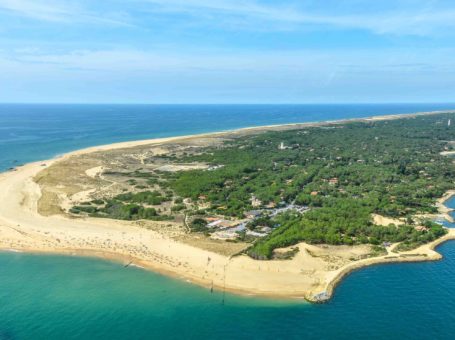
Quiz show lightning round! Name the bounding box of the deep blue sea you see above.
[1,104,455,339]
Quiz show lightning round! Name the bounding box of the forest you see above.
[165,113,454,258]
[69,113,454,259]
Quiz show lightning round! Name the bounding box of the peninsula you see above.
[1,111,454,302]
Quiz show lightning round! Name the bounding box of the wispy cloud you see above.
[2,47,455,103]
[4,47,455,75]
[1,1,455,103]
[0,0,132,26]
[138,0,455,36]
[1,0,454,35]
[0,0,70,22]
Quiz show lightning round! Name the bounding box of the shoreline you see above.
[322,229,455,303]
[4,227,454,302]
[1,109,455,303]
[5,108,454,171]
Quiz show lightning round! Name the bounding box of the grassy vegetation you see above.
[273,247,300,260]
[71,190,173,221]
[114,190,169,205]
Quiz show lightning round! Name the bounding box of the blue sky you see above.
[0,0,455,103]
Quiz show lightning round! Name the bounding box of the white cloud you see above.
[0,0,132,26]
[138,0,455,35]
[0,0,70,21]
[4,47,455,76]
[1,0,455,35]
[1,47,455,103]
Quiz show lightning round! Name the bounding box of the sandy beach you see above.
[1,110,454,302]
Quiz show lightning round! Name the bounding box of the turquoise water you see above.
[1,104,455,339]
[1,244,455,340]
[440,196,455,228]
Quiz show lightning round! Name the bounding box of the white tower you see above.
[448,119,451,127]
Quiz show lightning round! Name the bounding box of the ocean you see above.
[1,103,455,339]
[2,103,455,172]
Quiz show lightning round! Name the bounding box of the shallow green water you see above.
[1,244,455,340]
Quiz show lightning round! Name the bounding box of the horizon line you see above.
[1,102,455,106]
